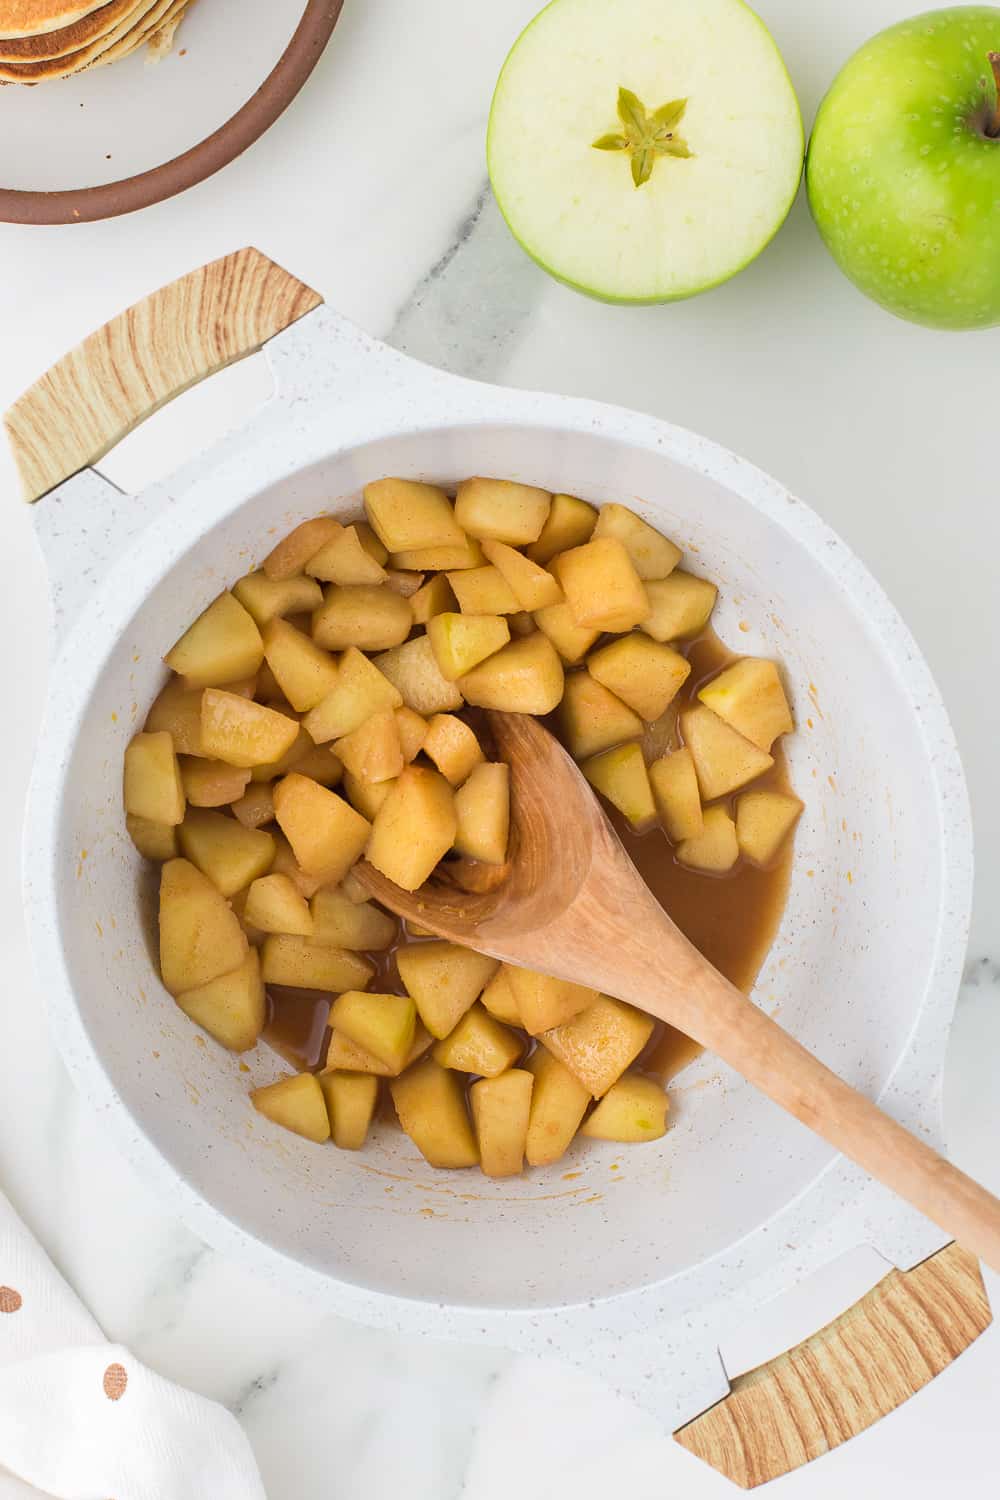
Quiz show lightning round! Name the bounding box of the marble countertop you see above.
[1,0,999,1495]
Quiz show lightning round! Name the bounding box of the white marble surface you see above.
[0,0,998,1494]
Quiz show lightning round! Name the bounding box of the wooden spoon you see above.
[360,711,1000,1271]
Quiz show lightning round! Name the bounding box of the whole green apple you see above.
[807,7,1000,329]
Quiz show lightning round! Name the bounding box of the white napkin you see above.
[0,1191,264,1500]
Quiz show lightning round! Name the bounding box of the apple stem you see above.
[989,53,1000,138]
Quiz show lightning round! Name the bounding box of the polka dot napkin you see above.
[0,1190,264,1498]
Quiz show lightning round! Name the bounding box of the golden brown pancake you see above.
[0,0,158,77]
[0,1,106,39]
[142,0,189,61]
[0,0,139,60]
[91,0,185,67]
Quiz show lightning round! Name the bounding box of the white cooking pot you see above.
[11,251,986,1487]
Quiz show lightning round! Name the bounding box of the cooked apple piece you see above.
[342,771,396,820]
[318,1071,379,1150]
[352,519,388,565]
[158,857,248,995]
[164,592,264,686]
[396,941,499,1039]
[541,996,654,1097]
[303,647,403,743]
[471,1069,533,1178]
[480,539,563,610]
[427,612,511,682]
[677,805,739,873]
[510,611,537,637]
[126,813,179,861]
[325,1021,433,1076]
[251,1073,330,1143]
[394,706,428,762]
[123,730,185,825]
[581,1073,669,1143]
[263,517,343,580]
[553,538,650,632]
[506,968,598,1035]
[232,571,323,628]
[459,633,564,714]
[366,765,457,890]
[339,868,371,903]
[364,478,465,552]
[581,743,656,831]
[246,722,307,782]
[526,492,598,565]
[306,524,388,585]
[455,477,551,544]
[200,691,299,769]
[532,601,600,665]
[311,584,412,652]
[557,672,643,759]
[649,748,703,842]
[145,678,207,756]
[681,705,774,800]
[389,569,428,598]
[480,965,523,1027]
[373,636,464,715]
[421,714,484,786]
[640,571,717,642]
[698,659,794,751]
[447,565,519,615]
[270,832,325,899]
[391,534,486,571]
[390,1058,479,1168]
[177,808,275,897]
[261,934,374,990]
[525,1048,592,1166]
[593,503,682,581]
[736,790,803,867]
[176,948,265,1052]
[432,1002,522,1076]
[330,990,417,1072]
[244,872,313,936]
[273,772,371,883]
[229,886,266,948]
[333,710,405,784]
[410,573,457,624]
[587,636,691,722]
[311,888,396,949]
[453,762,509,864]
[260,619,339,712]
[231,782,276,830]
[179,757,251,808]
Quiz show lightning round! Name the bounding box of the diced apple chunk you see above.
[306,524,387,585]
[145,678,207,756]
[366,766,457,891]
[677,805,739,873]
[641,572,717,641]
[391,535,486,571]
[396,941,499,1039]
[342,771,396,820]
[587,636,690,722]
[581,1073,669,1142]
[525,1048,591,1166]
[481,540,563,610]
[471,1070,533,1177]
[432,1002,522,1076]
[681,706,774,800]
[526,492,598,565]
[394,706,428,762]
[261,619,339,712]
[508,611,535,637]
[233,571,323,627]
[698,659,794,751]
[325,1021,433,1076]
[459,633,564,713]
[330,990,417,1072]
[541,996,654,1097]
[427,612,511,681]
[649,748,703,842]
[270,833,325,899]
[251,1073,330,1143]
[273,772,372,884]
[532,601,600,665]
[373,636,464,715]
[480,965,523,1027]
[302,647,402,743]
[319,1071,379,1150]
[410,573,457,624]
[176,949,265,1052]
[447,565,519,615]
[127,813,179,861]
[178,808,276,896]
[736,790,803,867]
[582,743,656,830]
[200,691,299,769]
[453,763,509,864]
[506,968,598,1036]
[310,888,397,949]
[364,478,465,552]
[311,584,412,652]
[390,1059,479,1168]
[553,538,650,632]
[455,477,551,544]
[244,873,313,936]
[261,934,374,990]
[180,757,251,808]
[355,520,389,565]
[124,730,185,824]
[231,783,275,830]
[164,592,263,686]
[246,723,309,782]
[593,503,681,580]
[421,714,484,786]
[158,858,248,995]
[557,672,642,759]
[384,569,425,597]
[263,517,343,580]
[333,709,405,784]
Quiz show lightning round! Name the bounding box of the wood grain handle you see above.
[675,1241,991,1487]
[3,247,322,503]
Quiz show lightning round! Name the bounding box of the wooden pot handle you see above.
[4,247,322,503]
[675,1241,991,1487]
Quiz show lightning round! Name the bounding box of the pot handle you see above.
[3,246,322,504]
[674,1242,990,1487]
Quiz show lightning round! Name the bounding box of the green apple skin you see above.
[807,7,1000,329]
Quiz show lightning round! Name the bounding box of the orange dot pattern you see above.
[103,1363,128,1400]
[0,1287,21,1313]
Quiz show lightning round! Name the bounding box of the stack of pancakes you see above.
[0,0,193,82]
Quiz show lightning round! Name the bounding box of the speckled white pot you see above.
[22,306,973,1433]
